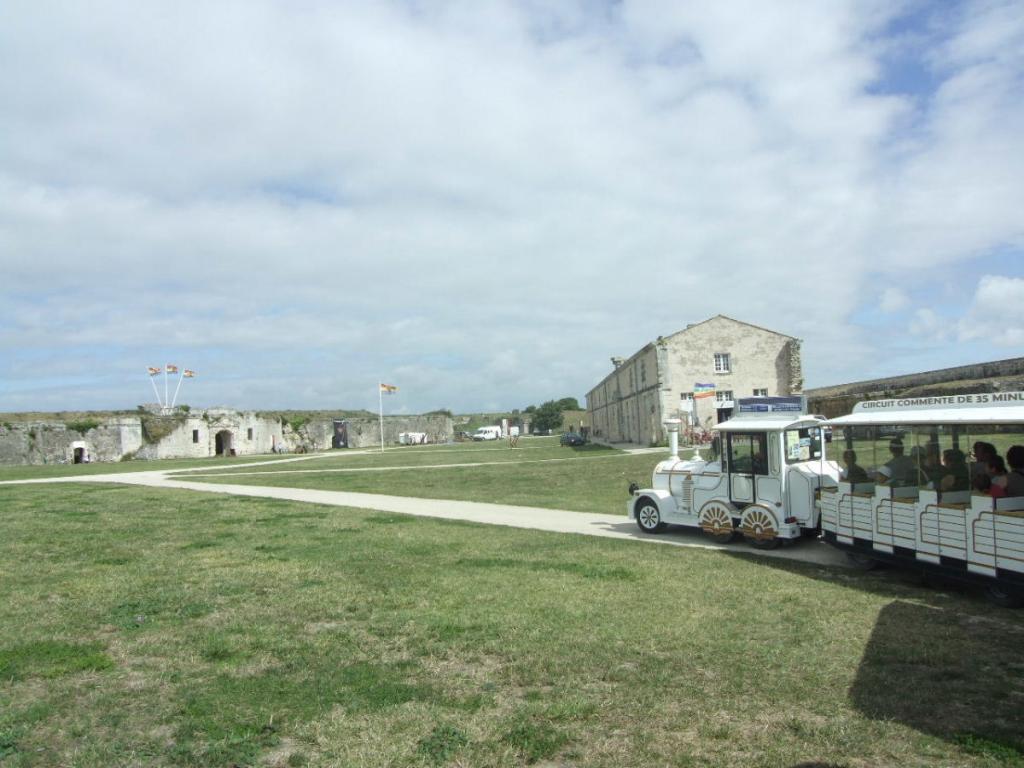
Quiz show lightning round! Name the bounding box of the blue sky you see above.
[1,0,1022,414]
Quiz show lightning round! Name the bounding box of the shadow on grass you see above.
[850,599,1024,760]
[713,545,1024,760]
[592,517,1017,606]
[594,518,1024,759]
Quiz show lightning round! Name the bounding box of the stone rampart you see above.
[0,418,143,465]
[806,357,1024,417]
[340,415,451,449]
[0,409,454,465]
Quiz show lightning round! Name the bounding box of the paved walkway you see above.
[1,461,851,568]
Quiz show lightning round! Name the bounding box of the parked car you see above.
[560,432,585,446]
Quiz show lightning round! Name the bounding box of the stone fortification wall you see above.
[0,418,143,466]
[806,357,1024,417]
[0,409,454,465]
[340,414,452,449]
[135,410,286,460]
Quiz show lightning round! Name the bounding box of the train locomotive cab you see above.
[629,397,838,548]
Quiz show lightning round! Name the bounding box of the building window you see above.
[681,392,694,401]
[640,361,647,385]
[192,429,199,443]
[247,428,253,440]
[716,390,734,402]
[714,353,731,373]
[753,388,768,397]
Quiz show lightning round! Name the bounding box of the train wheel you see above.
[700,502,736,543]
[741,507,779,549]
[985,583,1024,609]
[635,498,665,534]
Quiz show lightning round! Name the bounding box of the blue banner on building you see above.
[737,396,804,414]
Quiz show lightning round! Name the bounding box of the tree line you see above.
[521,397,580,432]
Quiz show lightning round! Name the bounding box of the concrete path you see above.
[2,466,851,568]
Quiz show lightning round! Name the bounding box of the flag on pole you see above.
[166,364,179,374]
[183,369,196,378]
[147,366,161,376]
[380,383,398,394]
[694,383,716,399]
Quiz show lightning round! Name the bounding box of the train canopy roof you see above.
[715,415,824,433]
[826,391,1024,427]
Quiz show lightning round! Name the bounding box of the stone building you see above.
[0,408,453,466]
[586,315,803,446]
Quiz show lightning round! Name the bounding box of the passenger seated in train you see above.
[1006,445,1024,497]
[876,439,917,486]
[987,455,1009,491]
[917,443,943,489]
[971,441,997,481]
[840,450,869,483]
[939,448,970,492]
[972,473,1006,499]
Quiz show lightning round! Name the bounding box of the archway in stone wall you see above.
[214,430,233,457]
[71,441,89,464]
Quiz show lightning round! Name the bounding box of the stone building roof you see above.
[587,314,800,398]
[662,314,799,342]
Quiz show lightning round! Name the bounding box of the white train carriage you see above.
[628,397,838,548]
[820,392,1024,606]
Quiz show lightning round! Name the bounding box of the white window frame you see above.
[714,353,731,373]
[753,388,768,397]
[716,390,734,402]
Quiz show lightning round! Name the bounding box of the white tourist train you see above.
[629,391,1024,604]
[820,391,1024,606]
[628,397,838,547]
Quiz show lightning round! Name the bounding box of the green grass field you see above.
[183,438,663,516]
[2,441,1023,767]
[0,453,288,483]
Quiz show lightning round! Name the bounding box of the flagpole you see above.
[379,384,385,453]
[149,374,162,407]
[170,371,185,409]
[164,368,169,412]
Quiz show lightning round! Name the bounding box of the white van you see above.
[472,426,503,441]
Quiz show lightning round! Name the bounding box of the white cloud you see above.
[958,275,1024,347]
[0,0,1022,411]
[878,287,910,313]
[909,308,952,341]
